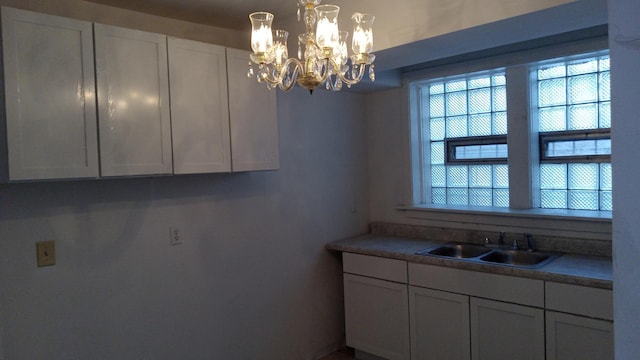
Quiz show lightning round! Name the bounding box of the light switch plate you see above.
[36,241,55,267]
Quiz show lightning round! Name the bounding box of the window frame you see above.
[403,36,611,239]
[446,135,509,165]
[539,129,611,164]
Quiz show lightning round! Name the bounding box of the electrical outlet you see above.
[36,241,55,267]
[169,227,182,246]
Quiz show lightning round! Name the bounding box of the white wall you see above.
[609,0,640,357]
[0,4,370,354]
[330,0,574,52]
[366,88,410,224]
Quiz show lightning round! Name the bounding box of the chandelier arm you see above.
[325,75,337,91]
[256,58,303,88]
[315,58,333,86]
[256,66,280,85]
[335,61,367,86]
[278,58,304,91]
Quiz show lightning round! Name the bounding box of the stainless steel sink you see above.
[416,243,561,269]
[422,243,491,258]
[479,249,558,268]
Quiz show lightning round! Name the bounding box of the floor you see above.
[318,347,356,360]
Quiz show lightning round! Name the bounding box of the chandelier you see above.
[248,0,375,94]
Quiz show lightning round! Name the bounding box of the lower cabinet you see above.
[409,286,470,360]
[546,311,613,360]
[470,297,545,360]
[344,274,410,360]
[343,253,410,360]
[342,254,612,360]
[545,282,614,360]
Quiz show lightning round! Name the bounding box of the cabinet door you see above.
[226,48,279,172]
[1,7,98,181]
[94,24,172,177]
[470,297,544,360]
[344,273,410,360]
[546,311,613,360]
[168,38,230,174]
[410,286,470,360]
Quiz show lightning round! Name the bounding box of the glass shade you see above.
[249,12,274,53]
[333,31,349,67]
[315,5,340,49]
[272,30,289,67]
[352,13,374,54]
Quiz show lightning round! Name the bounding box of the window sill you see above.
[397,204,611,240]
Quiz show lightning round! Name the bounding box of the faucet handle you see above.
[524,233,535,252]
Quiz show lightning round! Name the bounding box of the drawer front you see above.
[409,263,544,307]
[545,282,613,320]
[343,253,407,283]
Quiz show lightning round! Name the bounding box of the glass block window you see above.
[422,70,509,207]
[536,53,611,210]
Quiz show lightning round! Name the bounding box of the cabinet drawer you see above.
[545,282,613,320]
[343,253,407,283]
[409,263,544,307]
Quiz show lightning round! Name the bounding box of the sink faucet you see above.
[511,233,535,251]
[524,233,535,252]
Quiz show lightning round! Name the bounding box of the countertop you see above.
[326,234,613,289]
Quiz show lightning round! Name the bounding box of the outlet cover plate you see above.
[36,241,55,267]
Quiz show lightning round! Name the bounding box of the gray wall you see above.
[0,2,368,358]
[610,0,640,357]
[0,87,370,359]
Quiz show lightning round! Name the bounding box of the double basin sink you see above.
[416,243,561,269]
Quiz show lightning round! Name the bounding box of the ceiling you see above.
[84,0,295,30]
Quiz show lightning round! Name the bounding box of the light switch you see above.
[36,241,55,267]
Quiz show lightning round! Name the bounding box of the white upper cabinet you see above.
[0,7,98,181]
[0,7,279,180]
[226,48,280,172]
[167,37,231,174]
[94,24,172,177]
